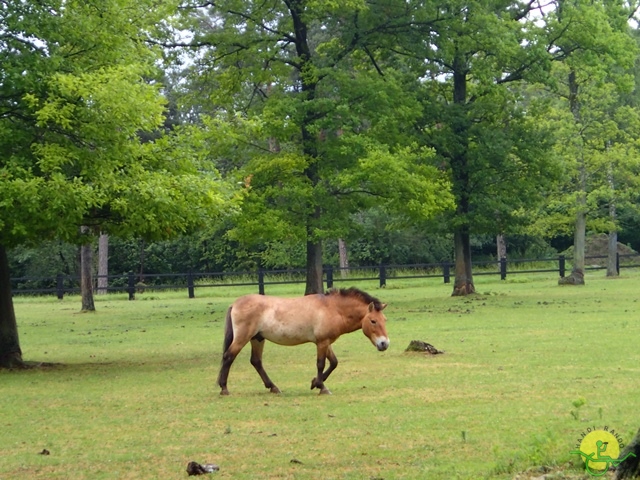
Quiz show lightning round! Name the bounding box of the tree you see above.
[402,0,558,295]
[0,0,234,368]
[175,0,452,294]
[539,0,640,285]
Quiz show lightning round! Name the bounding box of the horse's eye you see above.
[370,319,377,325]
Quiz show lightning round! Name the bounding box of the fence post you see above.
[258,269,265,295]
[500,257,507,281]
[616,252,620,275]
[443,262,450,284]
[558,255,565,278]
[56,274,64,300]
[325,265,333,289]
[187,272,195,299]
[127,272,136,301]
[379,264,386,288]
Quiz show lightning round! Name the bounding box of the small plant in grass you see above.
[492,430,562,476]
[570,398,586,421]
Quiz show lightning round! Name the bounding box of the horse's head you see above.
[361,302,389,351]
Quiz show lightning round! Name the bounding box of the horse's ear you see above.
[381,303,387,310]
[368,302,375,312]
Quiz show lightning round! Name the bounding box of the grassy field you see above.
[1,272,639,479]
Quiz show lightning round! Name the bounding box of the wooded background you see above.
[3,0,640,363]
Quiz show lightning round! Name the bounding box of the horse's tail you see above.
[222,306,234,354]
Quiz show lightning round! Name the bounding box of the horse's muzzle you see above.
[376,338,390,351]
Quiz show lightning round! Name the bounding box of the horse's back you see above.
[231,294,325,346]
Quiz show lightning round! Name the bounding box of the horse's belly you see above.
[259,319,316,346]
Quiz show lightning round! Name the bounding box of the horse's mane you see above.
[325,287,384,311]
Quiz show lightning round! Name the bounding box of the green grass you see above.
[2,272,639,479]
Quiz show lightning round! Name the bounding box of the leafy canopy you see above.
[0,0,234,248]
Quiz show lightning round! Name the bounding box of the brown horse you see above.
[217,287,389,395]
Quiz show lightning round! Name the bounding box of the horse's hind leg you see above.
[218,334,253,395]
[250,338,281,394]
[217,345,239,396]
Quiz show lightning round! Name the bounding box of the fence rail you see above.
[10,253,640,299]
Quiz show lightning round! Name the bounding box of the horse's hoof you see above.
[310,378,319,390]
[319,387,332,395]
[220,388,230,396]
[270,386,281,394]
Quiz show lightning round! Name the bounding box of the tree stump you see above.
[405,340,444,355]
[615,428,640,479]
[558,271,585,285]
[186,461,219,476]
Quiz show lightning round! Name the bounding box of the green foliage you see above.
[6,0,640,287]
[342,209,454,265]
[0,0,234,250]
[401,0,562,243]
[8,240,78,281]
[528,0,640,240]
[172,0,452,272]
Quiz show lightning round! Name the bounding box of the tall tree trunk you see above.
[0,245,23,368]
[607,166,618,277]
[450,53,475,296]
[289,2,324,295]
[452,228,475,296]
[560,69,586,286]
[80,226,95,311]
[607,230,618,277]
[616,427,640,479]
[138,239,145,284]
[338,238,349,279]
[97,233,109,294]
[304,205,324,294]
[569,201,586,284]
[305,239,323,295]
[497,234,507,260]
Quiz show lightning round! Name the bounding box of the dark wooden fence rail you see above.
[10,253,640,299]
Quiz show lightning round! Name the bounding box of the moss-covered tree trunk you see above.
[0,245,23,368]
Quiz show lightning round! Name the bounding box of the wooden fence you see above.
[10,253,640,299]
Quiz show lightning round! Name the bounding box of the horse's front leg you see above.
[311,342,332,395]
[322,345,338,382]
